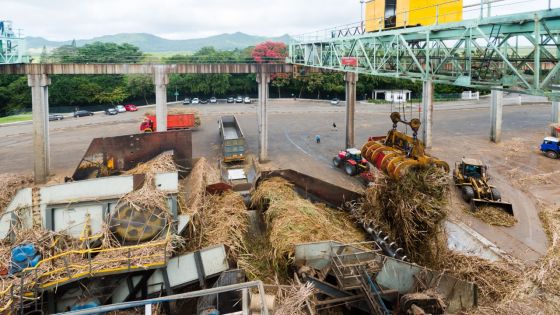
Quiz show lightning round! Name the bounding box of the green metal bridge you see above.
[288,8,560,99]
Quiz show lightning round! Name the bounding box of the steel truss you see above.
[0,21,28,64]
[289,9,560,99]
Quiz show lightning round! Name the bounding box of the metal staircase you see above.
[330,247,391,315]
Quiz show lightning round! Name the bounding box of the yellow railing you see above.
[0,230,172,313]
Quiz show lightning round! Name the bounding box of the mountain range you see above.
[25,32,293,53]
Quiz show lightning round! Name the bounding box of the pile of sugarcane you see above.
[243,177,366,282]
[180,158,249,261]
[354,166,449,265]
[0,173,33,212]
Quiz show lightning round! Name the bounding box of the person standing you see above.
[315,134,321,144]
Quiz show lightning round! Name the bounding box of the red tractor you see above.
[333,148,370,176]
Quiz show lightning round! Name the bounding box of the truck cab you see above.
[541,137,560,159]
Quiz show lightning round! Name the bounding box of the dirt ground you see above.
[0,99,557,263]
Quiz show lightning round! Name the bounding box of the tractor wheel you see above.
[546,150,559,159]
[461,186,475,203]
[345,164,357,176]
[491,188,502,201]
[333,156,342,168]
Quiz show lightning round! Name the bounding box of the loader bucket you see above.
[472,199,514,216]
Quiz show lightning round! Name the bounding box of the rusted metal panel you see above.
[72,130,192,181]
[0,63,294,75]
[257,169,362,209]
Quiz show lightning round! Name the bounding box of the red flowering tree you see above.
[251,41,288,63]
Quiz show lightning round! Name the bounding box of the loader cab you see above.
[460,158,485,179]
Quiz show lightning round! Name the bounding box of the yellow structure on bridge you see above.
[366,0,463,32]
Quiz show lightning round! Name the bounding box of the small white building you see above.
[372,90,412,103]
[461,91,480,100]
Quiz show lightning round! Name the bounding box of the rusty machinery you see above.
[71,131,191,243]
[72,130,193,181]
[361,112,449,179]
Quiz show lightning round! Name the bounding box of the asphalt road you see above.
[0,98,556,262]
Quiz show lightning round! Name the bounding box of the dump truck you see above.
[140,113,200,133]
[218,115,246,162]
[453,158,514,215]
[361,112,449,179]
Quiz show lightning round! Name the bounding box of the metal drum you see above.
[110,202,167,243]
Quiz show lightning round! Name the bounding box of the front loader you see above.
[453,158,514,216]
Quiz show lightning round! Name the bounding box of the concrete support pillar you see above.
[421,80,434,148]
[490,87,503,143]
[552,101,560,124]
[345,72,358,148]
[257,68,271,162]
[552,101,560,136]
[28,74,51,184]
[154,66,169,132]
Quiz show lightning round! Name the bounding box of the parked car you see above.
[227,97,235,103]
[244,97,252,104]
[210,97,218,104]
[74,110,93,117]
[105,108,118,115]
[330,98,340,105]
[200,98,209,104]
[183,98,191,105]
[192,98,200,104]
[48,114,64,121]
[235,96,243,103]
[124,104,138,111]
[115,105,126,113]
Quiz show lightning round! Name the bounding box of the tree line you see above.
[0,41,465,116]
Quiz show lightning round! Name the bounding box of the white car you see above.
[210,97,218,104]
[330,98,340,105]
[192,98,200,104]
[244,97,252,104]
[116,105,126,113]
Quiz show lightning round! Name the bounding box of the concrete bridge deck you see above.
[0,63,293,75]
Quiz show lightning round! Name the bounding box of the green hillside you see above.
[26,32,293,53]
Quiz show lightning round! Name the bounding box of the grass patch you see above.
[0,113,32,124]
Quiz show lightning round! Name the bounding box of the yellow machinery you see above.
[361,112,449,179]
[365,0,463,32]
[453,158,514,215]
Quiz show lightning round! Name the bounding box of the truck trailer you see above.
[140,113,199,133]
[218,115,246,162]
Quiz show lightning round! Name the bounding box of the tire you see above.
[546,150,559,159]
[345,163,357,176]
[461,186,475,203]
[491,188,502,201]
[333,156,342,168]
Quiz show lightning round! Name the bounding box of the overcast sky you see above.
[1,0,557,41]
